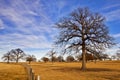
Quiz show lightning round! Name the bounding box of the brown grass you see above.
[0,63,27,80]
[30,61,120,80]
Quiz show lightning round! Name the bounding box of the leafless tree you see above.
[66,55,75,62]
[1,51,13,63]
[26,55,36,64]
[51,56,58,62]
[47,49,56,63]
[41,57,49,63]
[116,48,120,60]
[100,53,109,60]
[11,48,26,63]
[57,56,64,62]
[55,7,114,70]
[111,55,116,60]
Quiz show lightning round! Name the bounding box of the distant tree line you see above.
[111,48,120,60]
[41,52,116,63]
[2,48,120,64]
[2,47,120,64]
[41,48,120,63]
[1,48,36,64]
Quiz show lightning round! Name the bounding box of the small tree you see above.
[1,51,13,63]
[47,49,56,63]
[26,55,36,64]
[116,53,120,60]
[57,56,64,62]
[41,57,49,63]
[66,55,75,62]
[51,56,58,62]
[11,48,26,63]
[111,55,116,60]
[116,48,120,60]
[100,53,109,60]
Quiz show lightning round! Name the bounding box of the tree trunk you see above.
[29,61,31,64]
[7,60,9,64]
[7,57,10,64]
[16,56,19,63]
[81,45,87,70]
[81,25,87,71]
[16,59,18,63]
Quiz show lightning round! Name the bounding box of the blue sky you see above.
[0,0,120,60]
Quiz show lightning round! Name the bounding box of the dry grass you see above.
[0,63,27,80]
[30,61,120,80]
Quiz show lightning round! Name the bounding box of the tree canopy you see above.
[11,48,26,63]
[55,7,114,70]
[1,51,13,63]
[26,54,36,64]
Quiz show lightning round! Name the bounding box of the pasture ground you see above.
[30,61,120,80]
[0,63,27,80]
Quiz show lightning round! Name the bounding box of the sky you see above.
[0,0,120,61]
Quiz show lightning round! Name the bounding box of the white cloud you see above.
[102,4,120,10]
[0,33,52,49]
[100,3,120,22]
[0,0,58,53]
[0,0,66,61]
[0,0,55,33]
[112,33,120,38]
[104,9,120,22]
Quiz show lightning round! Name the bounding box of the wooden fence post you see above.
[32,70,34,80]
[22,63,38,80]
[37,75,40,80]
[30,68,32,80]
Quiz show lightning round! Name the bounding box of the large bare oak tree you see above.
[55,7,114,70]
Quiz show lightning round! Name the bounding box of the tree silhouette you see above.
[100,53,109,60]
[47,49,56,63]
[41,57,49,63]
[55,7,114,70]
[57,56,64,62]
[116,48,120,60]
[1,51,13,63]
[111,55,116,60]
[11,48,26,63]
[26,55,36,64]
[66,55,75,62]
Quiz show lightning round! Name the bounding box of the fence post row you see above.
[22,64,40,80]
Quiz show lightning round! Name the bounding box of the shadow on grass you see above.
[86,68,113,72]
[52,67,120,72]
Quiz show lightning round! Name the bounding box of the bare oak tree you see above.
[26,55,36,64]
[55,7,114,70]
[11,48,26,63]
[41,57,49,63]
[66,55,75,62]
[1,51,13,63]
[57,55,64,62]
[47,49,56,63]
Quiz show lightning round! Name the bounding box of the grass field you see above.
[30,61,120,80]
[0,63,27,80]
